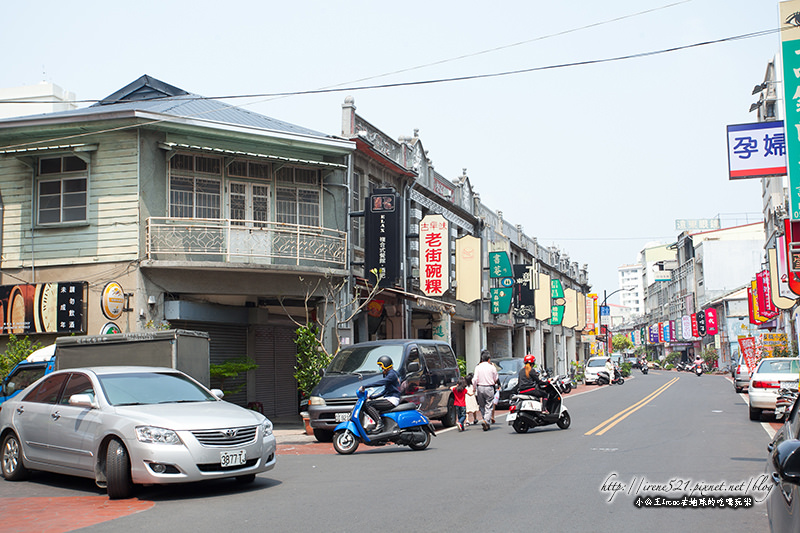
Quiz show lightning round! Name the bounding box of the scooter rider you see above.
[517,354,550,414]
[361,355,401,434]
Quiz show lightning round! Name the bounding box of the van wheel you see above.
[439,397,457,427]
[313,429,333,443]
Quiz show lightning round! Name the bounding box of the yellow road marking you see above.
[585,377,680,436]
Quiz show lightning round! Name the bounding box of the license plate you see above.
[335,412,350,423]
[507,413,516,422]
[220,450,246,468]
[781,382,798,390]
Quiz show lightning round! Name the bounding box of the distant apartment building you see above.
[617,262,643,315]
[0,82,77,119]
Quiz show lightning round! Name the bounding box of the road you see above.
[0,371,774,532]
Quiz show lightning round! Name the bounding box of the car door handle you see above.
[768,442,775,453]
[51,411,60,421]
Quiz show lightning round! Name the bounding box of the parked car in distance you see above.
[748,357,800,421]
[493,357,525,408]
[0,344,55,408]
[766,396,800,532]
[308,339,460,442]
[584,356,609,385]
[0,366,276,499]
[732,353,753,393]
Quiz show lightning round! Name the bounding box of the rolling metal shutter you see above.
[254,325,298,419]
[170,321,248,406]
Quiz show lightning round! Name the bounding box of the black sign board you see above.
[365,188,401,287]
[696,309,706,336]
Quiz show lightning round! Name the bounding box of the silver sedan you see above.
[0,366,276,498]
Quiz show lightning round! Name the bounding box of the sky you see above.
[0,0,784,304]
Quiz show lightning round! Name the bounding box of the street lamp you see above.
[598,287,635,355]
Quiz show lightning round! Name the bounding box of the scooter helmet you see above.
[524,354,535,365]
[377,356,393,371]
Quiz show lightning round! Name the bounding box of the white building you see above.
[617,262,643,315]
[0,82,77,119]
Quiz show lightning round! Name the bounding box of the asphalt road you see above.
[0,371,774,532]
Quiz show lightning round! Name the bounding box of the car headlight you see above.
[136,426,182,445]
[505,378,518,390]
[260,418,273,437]
[309,396,326,406]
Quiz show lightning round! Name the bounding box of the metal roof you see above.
[0,75,331,139]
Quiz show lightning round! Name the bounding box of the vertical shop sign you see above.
[365,189,400,287]
[455,235,481,303]
[691,314,699,337]
[696,309,707,336]
[705,308,719,336]
[512,264,537,318]
[682,315,692,339]
[550,279,565,325]
[756,270,779,318]
[419,214,449,297]
[781,1,800,219]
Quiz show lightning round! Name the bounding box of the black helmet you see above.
[377,356,393,371]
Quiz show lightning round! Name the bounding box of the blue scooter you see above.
[332,386,436,455]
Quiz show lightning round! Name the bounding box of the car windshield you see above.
[327,345,404,374]
[587,359,607,368]
[97,372,216,406]
[756,359,800,375]
[495,359,522,374]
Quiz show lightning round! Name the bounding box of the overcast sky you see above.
[1,0,782,304]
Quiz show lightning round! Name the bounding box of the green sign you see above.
[550,279,565,325]
[489,251,513,278]
[490,288,513,315]
[782,3,800,219]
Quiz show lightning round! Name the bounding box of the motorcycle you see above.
[507,380,571,433]
[775,387,798,421]
[690,362,703,376]
[640,362,649,375]
[332,385,436,455]
[597,368,624,385]
[540,369,571,394]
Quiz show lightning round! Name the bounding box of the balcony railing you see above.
[146,217,347,269]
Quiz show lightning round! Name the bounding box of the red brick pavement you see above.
[0,496,154,533]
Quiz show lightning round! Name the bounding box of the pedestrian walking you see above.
[465,374,480,425]
[473,350,499,431]
[451,377,468,431]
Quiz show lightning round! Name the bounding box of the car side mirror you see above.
[407,361,420,373]
[6,382,16,394]
[68,394,97,409]
[774,439,800,484]
[211,388,225,400]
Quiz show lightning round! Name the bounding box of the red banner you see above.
[691,313,699,337]
[705,308,719,336]
[738,337,759,373]
[658,322,664,343]
[756,269,779,319]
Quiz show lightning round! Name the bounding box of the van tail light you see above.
[752,380,780,389]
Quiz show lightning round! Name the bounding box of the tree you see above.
[611,334,633,353]
[1,335,43,379]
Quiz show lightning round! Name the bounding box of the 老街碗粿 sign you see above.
[780,2,800,219]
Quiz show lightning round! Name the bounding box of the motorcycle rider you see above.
[517,354,550,414]
[361,355,401,434]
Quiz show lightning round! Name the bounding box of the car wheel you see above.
[1,433,28,481]
[439,396,457,427]
[408,429,431,451]
[313,429,333,443]
[333,430,359,455]
[512,420,529,434]
[236,474,256,484]
[749,406,762,421]
[106,439,134,499]
[557,412,571,429]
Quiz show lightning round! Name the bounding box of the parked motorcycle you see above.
[597,368,624,385]
[775,387,798,421]
[507,380,570,433]
[540,369,572,394]
[332,385,436,455]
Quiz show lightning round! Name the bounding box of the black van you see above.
[308,339,461,442]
